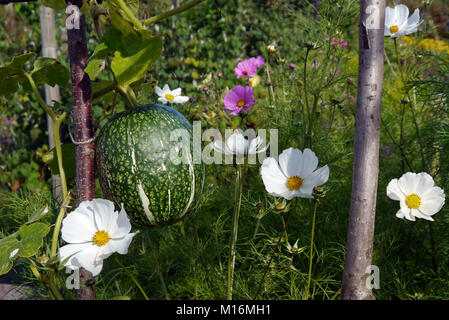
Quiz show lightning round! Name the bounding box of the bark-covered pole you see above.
[65,0,96,300]
[341,0,385,300]
[40,5,63,202]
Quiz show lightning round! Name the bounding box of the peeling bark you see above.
[341,0,386,300]
[65,4,96,300]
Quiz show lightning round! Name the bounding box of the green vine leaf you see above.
[0,234,21,275]
[18,223,50,258]
[108,0,141,36]
[0,54,69,98]
[0,53,36,97]
[31,57,70,88]
[85,42,109,80]
[92,80,115,101]
[86,25,162,95]
[111,33,162,88]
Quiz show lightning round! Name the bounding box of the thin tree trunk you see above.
[40,5,63,203]
[341,0,385,300]
[65,2,96,300]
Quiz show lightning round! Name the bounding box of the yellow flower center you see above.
[243,70,248,76]
[93,230,110,246]
[287,176,303,190]
[405,194,421,209]
[165,93,175,101]
[237,99,246,107]
[389,25,399,34]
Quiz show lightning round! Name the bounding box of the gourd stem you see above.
[227,165,243,300]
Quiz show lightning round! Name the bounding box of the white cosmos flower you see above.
[261,147,329,200]
[386,172,445,222]
[59,199,138,276]
[212,132,269,155]
[155,84,189,104]
[384,4,422,38]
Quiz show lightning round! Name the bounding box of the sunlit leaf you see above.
[108,0,140,36]
[85,42,109,80]
[111,34,162,88]
[0,234,21,275]
[18,223,50,258]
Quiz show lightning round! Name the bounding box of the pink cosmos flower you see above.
[235,59,258,78]
[329,37,348,47]
[250,56,265,68]
[223,85,256,116]
[234,56,265,78]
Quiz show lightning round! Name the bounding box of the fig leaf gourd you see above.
[96,104,203,228]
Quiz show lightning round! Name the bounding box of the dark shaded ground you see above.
[0,266,40,300]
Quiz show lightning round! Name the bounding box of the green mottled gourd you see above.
[95,104,203,228]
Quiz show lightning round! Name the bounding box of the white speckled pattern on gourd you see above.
[95,104,203,228]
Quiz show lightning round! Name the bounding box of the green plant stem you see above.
[54,113,69,199]
[114,256,150,300]
[409,90,427,171]
[303,47,312,147]
[117,85,137,108]
[144,0,205,26]
[393,38,409,173]
[50,194,71,258]
[227,165,243,300]
[48,272,64,300]
[49,113,71,258]
[116,0,144,30]
[253,198,297,299]
[252,217,261,241]
[381,116,413,171]
[304,198,318,300]
[24,72,56,120]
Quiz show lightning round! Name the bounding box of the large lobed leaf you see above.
[0,222,50,275]
[0,54,69,98]
[86,25,162,91]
